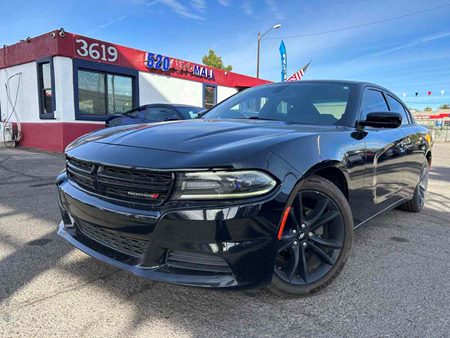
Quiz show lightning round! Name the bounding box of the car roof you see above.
[266,79,379,87]
[260,80,399,100]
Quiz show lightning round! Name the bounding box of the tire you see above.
[398,161,429,213]
[268,175,353,297]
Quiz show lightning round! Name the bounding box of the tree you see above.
[202,49,232,71]
[439,103,450,109]
[424,107,432,112]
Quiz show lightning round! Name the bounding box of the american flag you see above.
[287,61,311,82]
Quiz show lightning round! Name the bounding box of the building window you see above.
[37,59,55,119]
[78,69,133,116]
[203,84,217,109]
[74,60,138,121]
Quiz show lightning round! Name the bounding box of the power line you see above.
[265,2,450,40]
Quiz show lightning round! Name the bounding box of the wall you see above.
[217,86,238,103]
[139,72,238,108]
[0,62,40,123]
[0,57,102,152]
[0,56,76,123]
[139,72,203,107]
[53,56,75,121]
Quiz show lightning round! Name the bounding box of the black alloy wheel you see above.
[269,175,353,296]
[399,160,430,212]
[417,162,429,208]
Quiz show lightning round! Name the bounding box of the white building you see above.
[0,29,268,152]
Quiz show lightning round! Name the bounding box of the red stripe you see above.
[277,206,291,240]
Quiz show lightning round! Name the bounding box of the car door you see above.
[360,88,410,210]
[385,94,426,192]
[144,106,183,122]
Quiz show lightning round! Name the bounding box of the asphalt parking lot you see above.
[0,144,449,337]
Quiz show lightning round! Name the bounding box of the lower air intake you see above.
[166,250,232,274]
[77,219,149,258]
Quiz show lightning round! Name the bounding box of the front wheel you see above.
[268,175,353,297]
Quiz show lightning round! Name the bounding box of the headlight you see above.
[172,170,277,200]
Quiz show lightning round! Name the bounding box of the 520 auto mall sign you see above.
[144,52,214,80]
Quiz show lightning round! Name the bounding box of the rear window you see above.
[386,95,409,125]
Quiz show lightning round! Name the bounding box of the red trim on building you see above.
[18,122,104,152]
[1,30,269,88]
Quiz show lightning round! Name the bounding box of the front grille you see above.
[66,157,174,206]
[77,219,149,257]
[166,250,232,273]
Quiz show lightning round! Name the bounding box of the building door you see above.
[203,84,217,109]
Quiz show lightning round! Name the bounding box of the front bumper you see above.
[56,171,289,289]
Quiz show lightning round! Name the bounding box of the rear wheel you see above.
[398,161,429,212]
[269,175,353,297]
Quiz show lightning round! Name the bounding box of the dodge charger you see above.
[56,81,432,296]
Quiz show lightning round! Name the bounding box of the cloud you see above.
[86,12,133,34]
[190,0,206,11]
[365,31,450,57]
[265,0,284,20]
[217,0,231,6]
[159,0,205,20]
[241,0,253,15]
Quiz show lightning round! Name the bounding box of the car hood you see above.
[83,119,335,154]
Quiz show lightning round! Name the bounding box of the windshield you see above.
[176,106,204,119]
[203,82,355,125]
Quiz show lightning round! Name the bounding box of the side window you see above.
[360,89,389,121]
[124,107,142,117]
[386,94,409,125]
[136,110,148,119]
[37,60,55,119]
[145,107,180,121]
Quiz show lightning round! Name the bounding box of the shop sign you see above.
[145,53,214,79]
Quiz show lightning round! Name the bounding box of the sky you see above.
[1,0,450,110]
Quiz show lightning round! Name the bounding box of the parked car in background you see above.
[57,80,432,297]
[106,104,204,127]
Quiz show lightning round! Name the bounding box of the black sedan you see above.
[56,81,432,296]
[105,104,204,127]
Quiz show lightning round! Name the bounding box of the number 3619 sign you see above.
[75,38,118,63]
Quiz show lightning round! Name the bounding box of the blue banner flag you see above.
[279,40,287,82]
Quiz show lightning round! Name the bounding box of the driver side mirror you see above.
[358,111,402,129]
